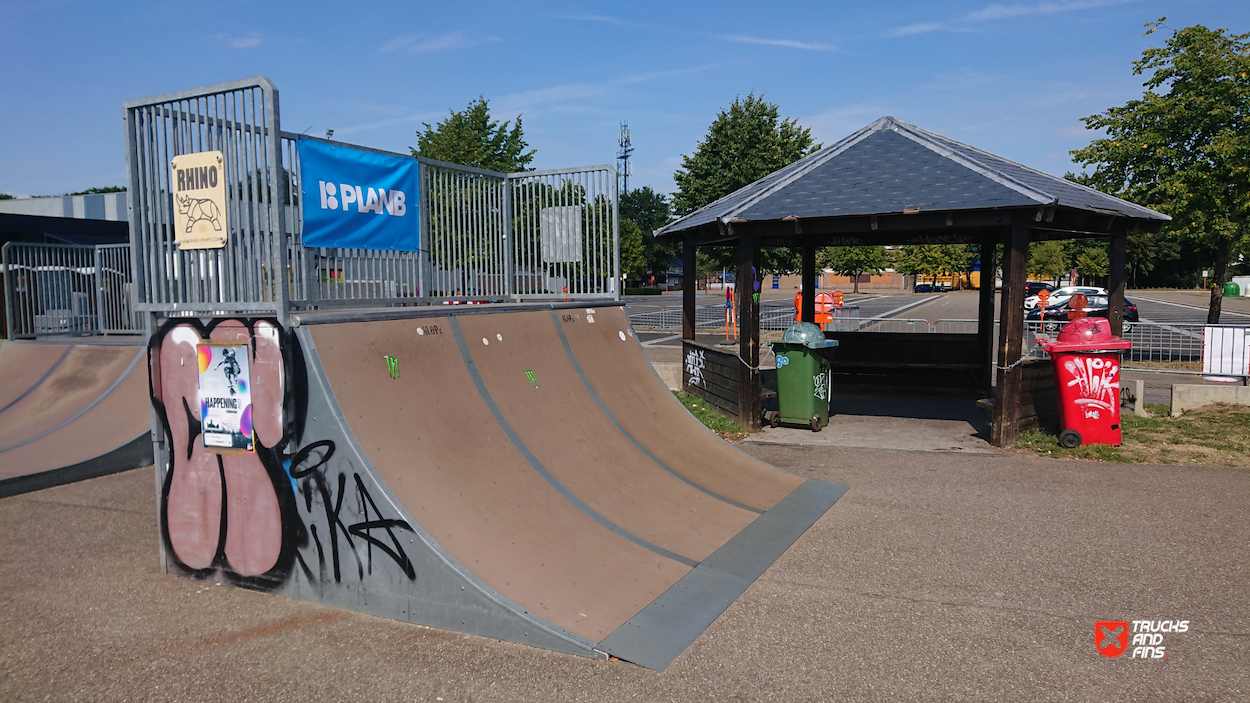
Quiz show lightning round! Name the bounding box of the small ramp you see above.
[152,304,846,670]
[0,339,153,498]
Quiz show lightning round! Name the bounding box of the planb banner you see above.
[298,139,419,251]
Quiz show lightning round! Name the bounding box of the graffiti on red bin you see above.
[150,318,416,591]
[1062,356,1119,420]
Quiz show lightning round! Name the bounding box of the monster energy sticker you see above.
[197,341,254,453]
[385,355,399,379]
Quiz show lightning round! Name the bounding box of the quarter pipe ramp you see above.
[0,339,152,498]
[149,304,846,670]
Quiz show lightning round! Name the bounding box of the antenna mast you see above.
[617,121,633,194]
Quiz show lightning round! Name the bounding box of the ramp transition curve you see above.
[149,304,846,670]
[0,339,153,498]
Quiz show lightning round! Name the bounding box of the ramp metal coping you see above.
[449,317,701,569]
[0,347,146,453]
[597,478,849,670]
[290,301,625,327]
[548,310,765,515]
[294,326,604,658]
[0,344,74,416]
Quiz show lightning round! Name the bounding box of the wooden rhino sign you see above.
[171,150,228,250]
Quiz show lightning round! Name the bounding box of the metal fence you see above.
[2,242,138,339]
[124,78,618,320]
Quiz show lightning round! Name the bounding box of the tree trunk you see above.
[852,268,860,294]
[1207,237,1232,325]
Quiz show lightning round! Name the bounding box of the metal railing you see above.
[124,78,619,320]
[510,166,618,301]
[3,242,138,339]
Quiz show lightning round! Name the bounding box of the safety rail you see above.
[3,242,139,339]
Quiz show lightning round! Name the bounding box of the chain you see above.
[995,355,1033,372]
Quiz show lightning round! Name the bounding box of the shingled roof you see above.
[655,116,1168,237]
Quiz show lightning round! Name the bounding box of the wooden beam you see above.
[683,235,696,341]
[737,230,761,431]
[1108,232,1127,337]
[977,238,997,397]
[992,212,1030,447]
[801,240,816,323]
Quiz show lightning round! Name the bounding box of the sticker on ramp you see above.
[384,355,399,379]
[525,370,538,388]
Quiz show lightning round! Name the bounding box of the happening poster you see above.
[197,341,254,453]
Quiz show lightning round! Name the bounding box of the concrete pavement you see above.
[1,448,1244,702]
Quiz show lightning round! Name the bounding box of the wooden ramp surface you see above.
[0,340,152,496]
[306,305,847,669]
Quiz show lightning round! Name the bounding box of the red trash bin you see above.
[1037,318,1132,448]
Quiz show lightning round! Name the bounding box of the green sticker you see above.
[385,356,399,379]
[525,370,538,388]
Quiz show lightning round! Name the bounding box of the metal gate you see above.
[2,242,137,339]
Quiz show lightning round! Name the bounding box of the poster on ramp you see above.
[197,341,254,453]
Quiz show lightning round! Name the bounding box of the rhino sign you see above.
[171,150,228,249]
[177,194,222,233]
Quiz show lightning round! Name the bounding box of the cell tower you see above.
[617,121,633,194]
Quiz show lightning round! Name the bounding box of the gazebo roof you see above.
[655,116,1168,239]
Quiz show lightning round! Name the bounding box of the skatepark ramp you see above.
[149,304,846,669]
[0,339,153,498]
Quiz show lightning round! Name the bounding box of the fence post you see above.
[2,242,14,341]
[93,246,105,335]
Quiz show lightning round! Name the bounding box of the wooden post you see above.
[992,212,1030,447]
[683,236,695,342]
[977,237,997,397]
[801,241,816,323]
[1108,232,1127,337]
[737,230,761,431]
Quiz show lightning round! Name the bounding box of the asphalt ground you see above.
[1,448,1244,702]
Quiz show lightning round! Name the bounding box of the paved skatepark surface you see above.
[0,339,152,497]
[1,445,1243,701]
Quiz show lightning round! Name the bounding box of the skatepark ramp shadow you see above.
[148,304,847,670]
[0,339,153,498]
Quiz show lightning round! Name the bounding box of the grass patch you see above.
[674,391,744,439]
[1016,402,1250,466]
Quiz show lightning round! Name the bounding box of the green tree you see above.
[893,245,972,288]
[672,94,820,280]
[817,246,890,294]
[619,219,648,281]
[0,193,13,200]
[620,186,678,280]
[1076,247,1111,283]
[1070,20,1250,323]
[412,96,535,173]
[68,186,125,195]
[1028,240,1069,283]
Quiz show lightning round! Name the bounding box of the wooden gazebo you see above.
[655,117,1168,446]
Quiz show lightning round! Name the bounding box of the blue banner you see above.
[297,139,419,251]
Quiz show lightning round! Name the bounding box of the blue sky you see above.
[1,0,1245,198]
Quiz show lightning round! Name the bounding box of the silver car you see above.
[1023,286,1106,310]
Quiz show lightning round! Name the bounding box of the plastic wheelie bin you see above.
[767,322,839,432]
[1224,281,1240,298]
[1036,317,1131,448]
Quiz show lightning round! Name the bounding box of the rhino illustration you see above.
[177,194,223,233]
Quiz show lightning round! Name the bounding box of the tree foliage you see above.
[672,94,820,277]
[412,96,535,173]
[0,193,13,200]
[892,245,973,286]
[817,246,890,293]
[68,186,125,195]
[620,186,678,278]
[1028,240,1068,282]
[619,219,648,281]
[1070,20,1250,322]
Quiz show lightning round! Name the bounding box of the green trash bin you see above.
[767,322,839,432]
[1224,281,1240,298]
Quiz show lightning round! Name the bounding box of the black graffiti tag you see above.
[289,440,417,583]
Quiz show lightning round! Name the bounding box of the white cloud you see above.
[378,31,499,54]
[888,0,1141,38]
[720,34,835,52]
[215,32,262,49]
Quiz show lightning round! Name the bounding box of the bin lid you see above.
[1039,317,1130,353]
[779,322,838,349]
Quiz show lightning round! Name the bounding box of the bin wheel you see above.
[810,415,822,432]
[762,410,779,428]
[1059,429,1082,449]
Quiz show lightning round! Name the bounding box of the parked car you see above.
[1025,281,1055,297]
[914,283,936,293]
[1023,285,1105,310]
[1026,294,1139,333]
